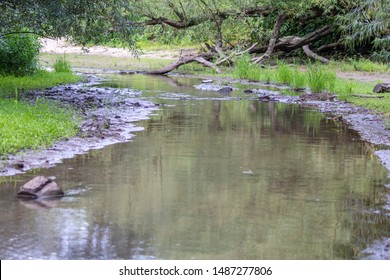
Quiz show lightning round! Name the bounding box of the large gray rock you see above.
[17,176,64,198]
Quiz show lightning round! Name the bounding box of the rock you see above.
[373,83,390,93]
[202,79,213,83]
[17,176,64,198]
[217,86,233,94]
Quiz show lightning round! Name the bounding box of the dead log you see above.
[373,83,390,93]
[302,44,330,64]
[147,53,221,75]
[250,25,331,55]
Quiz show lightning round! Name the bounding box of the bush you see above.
[0,33,41,76]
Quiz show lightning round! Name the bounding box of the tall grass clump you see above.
[54,55,72,73]
[275,61,294,84]
[234,53,262,80]
[291,69,306,89]
[0,98,80,155]
[0,33,41,76]
[307,64,337,93]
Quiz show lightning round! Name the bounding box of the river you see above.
[0,74,389,259]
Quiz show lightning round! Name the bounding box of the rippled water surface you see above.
[0,75,389,259]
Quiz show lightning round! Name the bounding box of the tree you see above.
[338,0,390,62]
[128,0,339,73]
[0,0,138,47]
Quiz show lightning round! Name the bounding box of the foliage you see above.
[0,1,138,48]
[338,0,390,62]
[0,97,79,155]
[0,34,41,76]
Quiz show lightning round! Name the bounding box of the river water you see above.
[0,74,389,259]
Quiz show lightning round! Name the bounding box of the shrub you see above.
[0,33,41,76]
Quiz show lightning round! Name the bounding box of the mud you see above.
[0,75,158,176]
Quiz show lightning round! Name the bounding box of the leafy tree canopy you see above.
[0,0,138,47]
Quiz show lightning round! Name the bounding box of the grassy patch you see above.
[0,70,82,156]
[0,70,82,98]
[0,98,80,155]
[40,53,174,71]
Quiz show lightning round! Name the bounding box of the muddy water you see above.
[0,75,389,259]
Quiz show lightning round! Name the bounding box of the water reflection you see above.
[0,75,389,259]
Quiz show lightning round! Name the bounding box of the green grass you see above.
[0,98,80,155]
[0,70,82,98]
[0,70,82,155]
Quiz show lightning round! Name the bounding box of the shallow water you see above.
[0,74,389,259]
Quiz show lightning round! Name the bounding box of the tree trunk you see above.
[302,44,330,64]
[253,14,287,64]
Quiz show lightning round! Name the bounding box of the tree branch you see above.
[252,14,287,64]
[136,6,273,29]
[302,44,330,64]
[147,53,221,75]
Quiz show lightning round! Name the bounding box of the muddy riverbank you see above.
[0,75,158,176]
[1,72,390,179]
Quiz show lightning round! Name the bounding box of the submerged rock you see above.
[217,86,234,94]
[17,176,64,198]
